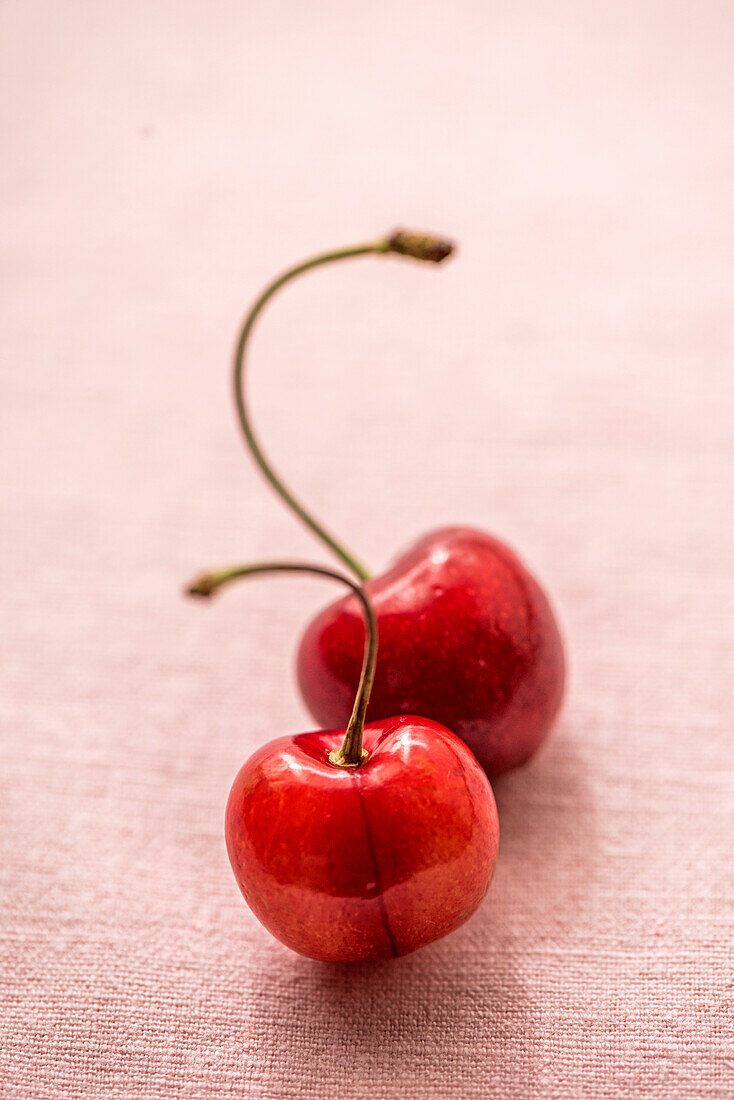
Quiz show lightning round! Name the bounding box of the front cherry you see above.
[297,527,565,779]
[187,560,499,961]
[226,716,498,961]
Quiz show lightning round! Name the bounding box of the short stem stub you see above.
[232,229,455,582]
[386,229,454,263]
[187,561,378,768]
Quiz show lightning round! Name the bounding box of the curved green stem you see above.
[232,229,455,583]
[187,561,378,767]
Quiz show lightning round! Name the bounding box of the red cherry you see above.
[297,526,565,779]
[187,561,499,961]
[225,715,499,961]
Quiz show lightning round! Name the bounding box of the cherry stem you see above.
[186,561,378,767]
[233,229,455,583]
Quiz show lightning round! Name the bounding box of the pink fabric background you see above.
[2,2,733,1096]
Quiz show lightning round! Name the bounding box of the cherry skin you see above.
[297,527,566,780]
[225,714,499,961]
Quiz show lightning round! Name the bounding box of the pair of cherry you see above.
[188,230,565,961]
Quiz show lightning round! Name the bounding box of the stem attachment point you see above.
[328,747,369,768]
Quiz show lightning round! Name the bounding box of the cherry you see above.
[231,229,566,778]
[188,562,499,961]
[297,527,565,779]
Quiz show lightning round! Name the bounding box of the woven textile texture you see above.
[2,2,733,1097]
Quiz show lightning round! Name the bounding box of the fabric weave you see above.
[2,2,733,1096]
